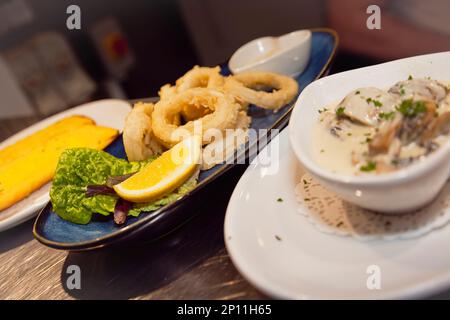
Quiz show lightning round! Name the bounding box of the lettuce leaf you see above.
[50,148,196,224]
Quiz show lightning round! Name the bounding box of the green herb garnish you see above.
[277,198,283,202]
[360,161,377,172]
[318,107,328,114]
[378,111,396,121]
[373,100,383,107]
[366,97,382,107]
[396,99,427,118]
[336,107,346,116]
[408,75,413,80]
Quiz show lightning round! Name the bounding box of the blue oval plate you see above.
[33,28,338,251]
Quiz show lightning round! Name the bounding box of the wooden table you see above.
[1,118,449,300]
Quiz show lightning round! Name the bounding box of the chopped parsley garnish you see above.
[378,111,396,121]
[373,100,383,107]
[395,99,427,118]
[360,161,377,172]
[355,90,360,95]
[366,97,383,107]
[277,198,283,202]
[336,107,346,116]
[408,75,413,80]
[318,107,328,114]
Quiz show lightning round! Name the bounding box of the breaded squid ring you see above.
[152,88,240,148]
[176,66,224,91]
[123,102,164,161]
[224,71,299,110]
[177,66,225,121]
[158,66,225,122]
[158,84,177,101]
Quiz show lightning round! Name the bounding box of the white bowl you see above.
[289,52,450,214]
[229,30,312,77]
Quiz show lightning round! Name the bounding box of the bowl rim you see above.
[289,52,450,186]
[229,29,312,74]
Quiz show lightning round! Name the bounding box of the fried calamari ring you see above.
[201,111,252,170]
[177,66,249,112]
[176,66,225,121]
[123,102,164,161]
[152,88,240,148]
[224,71,299,110]
[158,84,177,101]
[176,66,224,91]
[158,66,225,122]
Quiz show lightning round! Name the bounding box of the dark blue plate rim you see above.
[33,28,339,251]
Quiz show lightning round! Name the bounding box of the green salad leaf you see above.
[50,148,197,224]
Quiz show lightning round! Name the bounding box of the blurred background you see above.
[0,0,449,137]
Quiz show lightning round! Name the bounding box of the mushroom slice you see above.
[369,112,403,155]
[320,112,355,140]
[439,93,450,114]
[421,111,450,143]
[337,87,400,126]
[389,78,448,103]
[369,100,439,155]
[398,100,437,143]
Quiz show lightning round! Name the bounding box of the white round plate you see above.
[0,99,131,232]
[224,128,450,299]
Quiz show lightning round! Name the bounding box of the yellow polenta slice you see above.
[0,124,118,211]
[0,115,95,169]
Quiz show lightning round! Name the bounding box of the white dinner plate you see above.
[0,99,131,232]
[224,128,450,299]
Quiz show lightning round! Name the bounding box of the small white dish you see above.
[225,128,450,299]
[289,52,450,213]
[229,30,312,77]
[0,99,131,232]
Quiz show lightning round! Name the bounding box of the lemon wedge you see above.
[114,135,201,202]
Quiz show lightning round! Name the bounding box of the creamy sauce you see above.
[312,83,450,176]
[313,103,375,175]
[312,79,450,175]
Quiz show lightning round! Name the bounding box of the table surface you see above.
[1,117,450,300]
